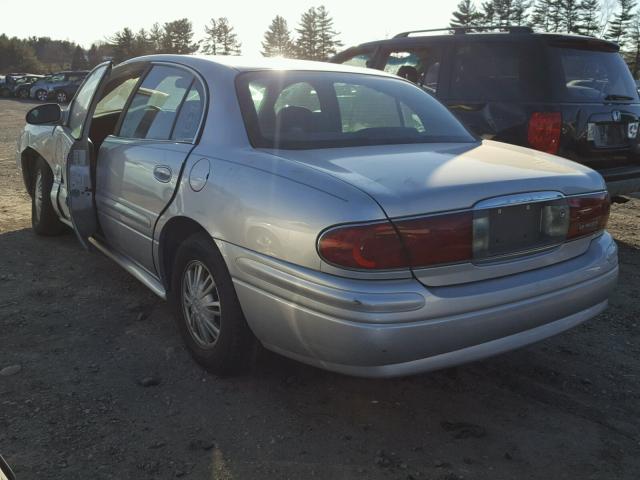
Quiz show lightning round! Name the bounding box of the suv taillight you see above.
[567,192,610,239]
[317,212,473,270]
[528,112,562,154]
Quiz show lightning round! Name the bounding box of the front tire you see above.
[31,158,65,236]
[169,233,256,376]
[17,88,29,99]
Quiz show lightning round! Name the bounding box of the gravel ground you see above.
[1,98,639,480]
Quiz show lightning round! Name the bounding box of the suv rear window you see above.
[449,42,545,101]
[551,47,638,102]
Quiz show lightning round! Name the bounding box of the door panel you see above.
[95,136,193,272]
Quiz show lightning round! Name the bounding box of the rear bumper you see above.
[222,233,618,378]
[601,165,640,195]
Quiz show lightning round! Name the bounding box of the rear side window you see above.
[449,42,544,101]
[171,81,205,142]
[120,65,194,140]
[552,47,638,102]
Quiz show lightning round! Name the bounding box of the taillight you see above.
[318,212,473,270]
[317,221,409,269]
[567,192,610,239]
[528,112,562,154]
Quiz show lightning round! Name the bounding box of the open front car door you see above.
[65,61,112,249]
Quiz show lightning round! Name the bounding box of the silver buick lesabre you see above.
[16,55,618,377]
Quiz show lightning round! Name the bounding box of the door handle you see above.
[153,165,172,183]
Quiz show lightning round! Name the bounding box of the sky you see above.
[1,0,460,54]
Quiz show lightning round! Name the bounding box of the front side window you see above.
[236,71,474,149]
[339,51,374,68]
[119,65,194,140]
[382,48,442,94]
[68,64,109,139]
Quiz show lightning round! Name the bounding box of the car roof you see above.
[341,31,619,52]
[120,54,398,77]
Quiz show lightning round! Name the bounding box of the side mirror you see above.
[0,455,15,480]
[26,103,61,125]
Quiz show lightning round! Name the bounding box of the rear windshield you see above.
[449,42,546,101]
[236,71,475,149]
[551,47,638,102]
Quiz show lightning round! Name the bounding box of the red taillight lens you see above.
[394,212,473,267]
[528,112,562,154]
[567,192,610,239]
[318,221,409,269]
[318,212,473,270]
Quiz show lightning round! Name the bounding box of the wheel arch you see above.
[157,216,217,292]
[20,147,47,196]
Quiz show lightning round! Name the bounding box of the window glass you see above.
[450,42,544,101]
[237,71,474,149]
[120,66,194,140]
[383,48,441,94]
[68,64,108,140]
[552,47,638,102]
[171,81,205,142]
[94,74,142,117]
[274,82,320,113]
[50,74,65,82]
[340,52,373,68]
[335,83,402,132]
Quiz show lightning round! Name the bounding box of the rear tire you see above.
[169,233,257,376]
[31,158,65,236]
[36,89,48,102]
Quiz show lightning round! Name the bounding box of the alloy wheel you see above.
[181,260,222,348]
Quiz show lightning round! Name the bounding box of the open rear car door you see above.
[65,61,112,250]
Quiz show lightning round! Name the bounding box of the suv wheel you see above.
[169,233,257,376]
[32,158,65,236]
[36,89,48,102]
[55,90,68,104]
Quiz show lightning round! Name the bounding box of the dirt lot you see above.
[1,98,639,480]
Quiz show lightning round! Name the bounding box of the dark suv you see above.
[332,26,640,195]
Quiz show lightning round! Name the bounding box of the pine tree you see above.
[111,27,136,63]
[605,0,637,49]
[70,45,87,70]
[202,17,242,56]
[316,6,342,60]
[576,0,602,35]
[295,7,320,60]
[531,0,562,31]
[87,44,100,67]
[511,0,531,25]
[559,0,582,32]
[261,15,295,57]
[163,18,199,54]
[450,0,484,27]
[133,29,153,57]
[628,11,640,76]
[149,22,165,53]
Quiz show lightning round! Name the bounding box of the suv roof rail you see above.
[393,25,533,38]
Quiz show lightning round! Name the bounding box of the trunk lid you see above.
[267,141,607,285]
[265,141,605,218]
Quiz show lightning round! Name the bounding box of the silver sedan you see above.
[16,55,618,377]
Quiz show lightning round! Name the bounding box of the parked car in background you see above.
[12,74,45,99]
[332,26,640,196]
[16,56,617,378]
[0,73,27,97]
[30,70,88,102]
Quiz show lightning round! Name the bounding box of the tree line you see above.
[0,5,341,74]
[450,0,640,74]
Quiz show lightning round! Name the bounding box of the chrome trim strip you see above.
[473,191,565,210]
[88,236,166,299]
